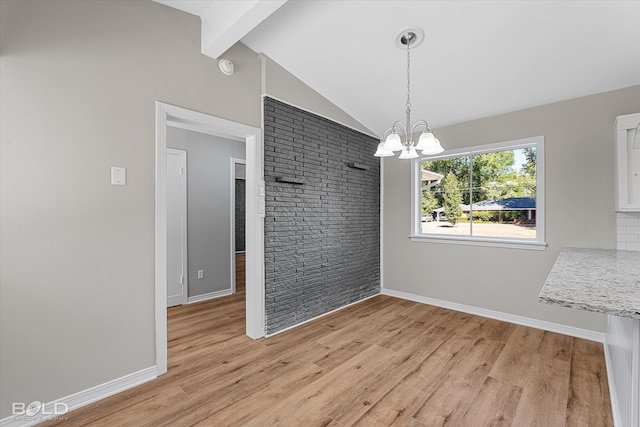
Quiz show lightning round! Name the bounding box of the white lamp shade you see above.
[399,147,419,159]
[414,132,434,151]
[374,142,394,157]
[383,132,403,151]
[419,135,444,155]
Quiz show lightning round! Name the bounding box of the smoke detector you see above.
[219,59,234,76]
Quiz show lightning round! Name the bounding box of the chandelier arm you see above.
[396,121,409,149]
[410,120,430,135]
[391,120,407,135]
[382,121,406,141]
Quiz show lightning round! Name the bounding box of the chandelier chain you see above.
[406,38,411,113]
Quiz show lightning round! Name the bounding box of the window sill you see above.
[409,234,547,251]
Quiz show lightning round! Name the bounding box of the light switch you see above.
[111,167,126,186]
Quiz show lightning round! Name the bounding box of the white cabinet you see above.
[616,113,640,212]
[606,314,640,427]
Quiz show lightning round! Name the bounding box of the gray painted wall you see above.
[263,97,381,334]
[382,85,640,333]
[167,127,245,297]
[0,0,261,418]
[260,54,375,137]
[0,0,372,417]
[6,0,635,419]
[235,179,246,252]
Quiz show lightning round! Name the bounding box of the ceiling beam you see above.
[199,0,288,59]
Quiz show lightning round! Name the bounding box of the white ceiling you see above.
[158,0,640,136]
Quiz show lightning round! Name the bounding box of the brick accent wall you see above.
[263,97,380,334]
[235,179,245,252]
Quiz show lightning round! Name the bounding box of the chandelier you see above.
[374,29,444,159]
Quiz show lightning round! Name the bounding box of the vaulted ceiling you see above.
[155,0,640,136]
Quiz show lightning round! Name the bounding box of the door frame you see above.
[230,157,247,295]
[155,102,265,376]
[166,148,188,306]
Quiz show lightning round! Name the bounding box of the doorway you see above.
[155,102,265,376]
[166,129,245,305]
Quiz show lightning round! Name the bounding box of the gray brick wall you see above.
[235,179,245,252]
[263,97,380,334]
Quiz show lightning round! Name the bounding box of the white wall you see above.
[0,0,261,418]
[167,128,245,297]
[382,85,640,333]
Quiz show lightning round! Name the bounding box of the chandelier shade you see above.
[382,132,403,151]
[373,142,394,157]
[398,147,419,159]
[415,131,443,155]
[374,29,444,159]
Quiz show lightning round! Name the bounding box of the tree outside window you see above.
[418,142,540,242]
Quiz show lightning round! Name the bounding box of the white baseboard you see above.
[0,367,156,427]
[265,293,381,338]
[382,288,605,343]
[187,288,232,304]
[603,338,622,427]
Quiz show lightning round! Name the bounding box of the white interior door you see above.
[166,148,187,307]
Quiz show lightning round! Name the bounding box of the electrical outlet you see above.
[197,270,204,279]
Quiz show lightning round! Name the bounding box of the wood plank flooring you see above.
[40,293,612,426]
[235,252,245,293]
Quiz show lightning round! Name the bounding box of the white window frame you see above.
[410,136,546,250]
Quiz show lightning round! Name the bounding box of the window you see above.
[411,136,545,249]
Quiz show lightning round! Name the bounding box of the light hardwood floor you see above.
[41,289,612,426]
[235,251,245,293]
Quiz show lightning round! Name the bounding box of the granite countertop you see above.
[539,247,640,319]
